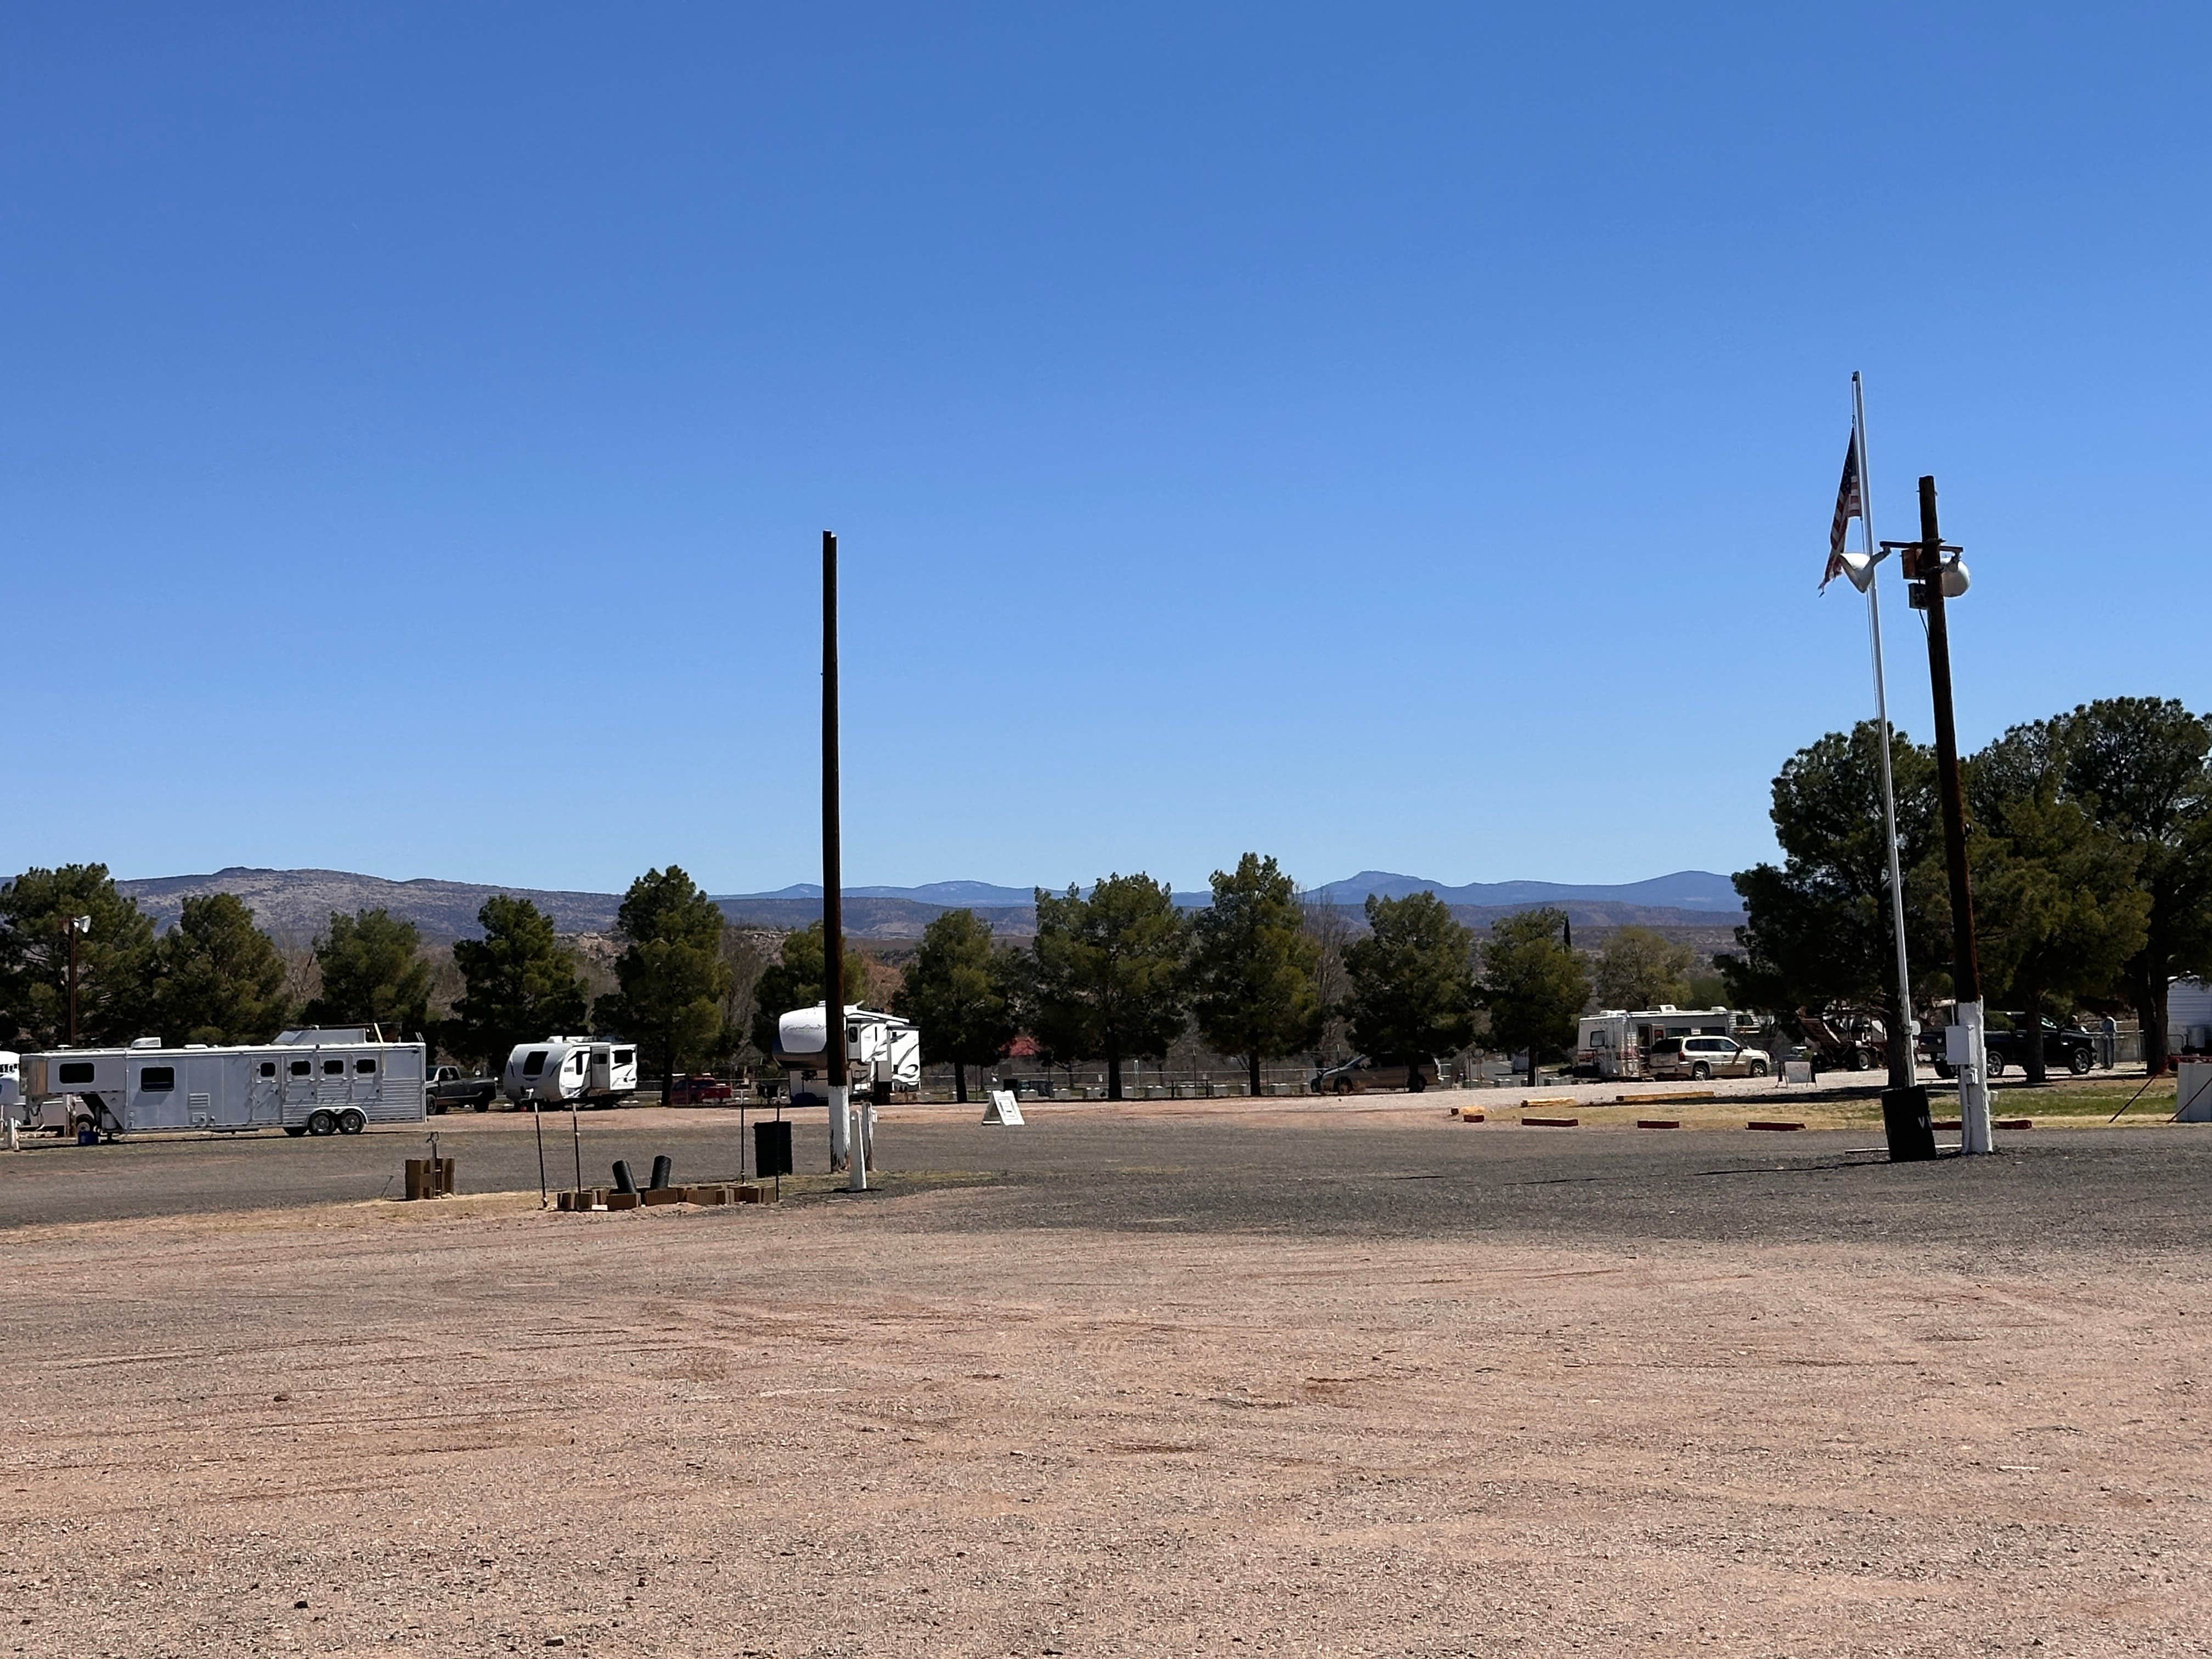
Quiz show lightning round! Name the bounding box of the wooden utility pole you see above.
[821,530,859,1184]
[1910,475,1992,1153]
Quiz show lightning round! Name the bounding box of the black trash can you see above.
[754,1119,794,1178]
[1881,1085,1937,1162]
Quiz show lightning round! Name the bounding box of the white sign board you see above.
[981,1089,1026,1126]
[2177,1059,2212,1124]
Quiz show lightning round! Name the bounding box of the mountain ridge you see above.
[114,865,1746,944]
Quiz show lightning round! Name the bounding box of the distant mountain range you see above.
[116,866,1745,945]
[727,870,1743,913]
[1302,870,1743,912]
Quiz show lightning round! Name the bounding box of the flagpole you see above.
[1854,371,1918,1086]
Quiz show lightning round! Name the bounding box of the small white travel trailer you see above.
[2170,978,2212,1056]
[501,1037,639,1107]
[20,1028,426,1138]
[774,1005,921,1107]
[0,1052,20,1122]
[1575,1006,1751,1079]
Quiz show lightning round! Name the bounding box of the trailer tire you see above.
[307,1109,338,1137]
[337,1108,367,1135]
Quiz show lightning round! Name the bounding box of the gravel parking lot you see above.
[2,1102,2206,1656]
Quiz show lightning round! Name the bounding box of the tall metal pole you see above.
[1854,375,1918,1088]
[822,530,860,1186]
[1915,475,1992,1154]
[66,923,80,1047]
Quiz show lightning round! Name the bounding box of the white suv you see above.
[1649,1035,1770,1080]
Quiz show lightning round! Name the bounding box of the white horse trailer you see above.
[21,1028,426,1139]
[501,1037,639,1107]
[774,1005,921,1107]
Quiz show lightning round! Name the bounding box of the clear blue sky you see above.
[9,4,2208,898]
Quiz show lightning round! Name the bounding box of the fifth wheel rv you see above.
[20,1028,426,1139]
[774,1005,921,1107]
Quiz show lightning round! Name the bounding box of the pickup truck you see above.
[1919,1012,2097,1078]
[426,1065,500,1114]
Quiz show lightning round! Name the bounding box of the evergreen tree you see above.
[1724,721,1950,1085]
[1188,854,1322,1097]
[892,909,1017,1103]
[304,909,432,1037]
[151,893,292,1045]
[448,895,588,1071]
[749,921,873,1057]
[2046,698,2212,1069]
[1341,891,1477,1070]
[1479,906,1590,1085]
[1029,874,1188,1100]
[594,867,731,1103]
[0,864,159,1047]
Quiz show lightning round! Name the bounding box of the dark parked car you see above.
[1308,1055,1443,1094]
[1918,1012,2096,1078]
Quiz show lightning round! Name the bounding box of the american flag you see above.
[1821,435,1862,590]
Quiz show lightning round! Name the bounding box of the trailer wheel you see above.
[307,1109,338,1137]
[337,1108,367,1135]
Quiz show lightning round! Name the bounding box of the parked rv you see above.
[501,1037,640,1107]
[19,1029,426,1139]
[1575,1007,1759,1080]
[774,1005,921,1107]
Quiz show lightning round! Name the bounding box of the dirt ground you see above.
[2,1112,2207,1657]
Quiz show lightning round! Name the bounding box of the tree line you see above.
[3,851,1745,1102]
[0,864,753,1105]
[1726,696,2212,1082]
[882,854,1599,1100]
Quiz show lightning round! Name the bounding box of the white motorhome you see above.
[1576,1006,1754,1080]
[501,1037,639,1107]
[774,1005,921,1107]
[20,1028,426,1139]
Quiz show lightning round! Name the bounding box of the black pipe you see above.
[611,1159,637,1195]
[648,1154,673,1191]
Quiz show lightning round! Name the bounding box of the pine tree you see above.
[893,909,1017,1103]
[448,895,588,1070]
[1189,854,1321,1097]
[151,893,292,1045]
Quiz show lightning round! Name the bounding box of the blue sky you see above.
[8,4,2208,898]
